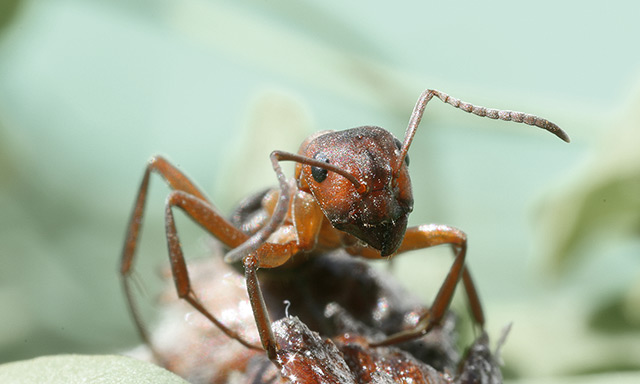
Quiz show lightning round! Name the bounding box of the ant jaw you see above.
[334,213,409,257]
[323,178,413,257]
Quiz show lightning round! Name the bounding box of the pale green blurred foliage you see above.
[538,87,640,271]
[534,86,640,374]
[0,0,639,383]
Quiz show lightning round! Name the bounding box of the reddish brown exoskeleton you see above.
[120,89,569,369]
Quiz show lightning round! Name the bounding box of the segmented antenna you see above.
[396,89,570,171]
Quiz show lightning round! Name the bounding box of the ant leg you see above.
[121,156,246,272]
[368,224,483,347]
[399,225,484,327]
[223,151,296,364]
[163,190,262,350]
[223,151,327,363]
[120,156,252,357]
[243,252,279,364]
[214,150,333,362]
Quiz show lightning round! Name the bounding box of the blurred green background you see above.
[1,0,639,383]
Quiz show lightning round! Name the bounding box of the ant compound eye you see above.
[311,152,330,183]
[394,138,409,166]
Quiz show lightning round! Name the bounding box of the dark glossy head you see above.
[295,126,413,256]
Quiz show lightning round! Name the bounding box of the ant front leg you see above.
[225,150,331,364]
[120,156,260,359]
[223,151,301,364]
[365,224,484,347]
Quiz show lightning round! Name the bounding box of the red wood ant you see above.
[120,89,569,368]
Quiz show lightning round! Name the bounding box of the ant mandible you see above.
[120,89,569,366]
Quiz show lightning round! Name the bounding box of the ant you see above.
[120,88,569,368]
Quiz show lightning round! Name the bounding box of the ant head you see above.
[295,126,414,256]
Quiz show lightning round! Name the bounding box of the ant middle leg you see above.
[163,190,262,351]
[120,156,258,358]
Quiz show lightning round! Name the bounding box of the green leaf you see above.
[0,354,189,384]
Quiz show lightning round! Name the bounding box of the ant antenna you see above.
[273,151,367,193]
[395,89,570,172]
